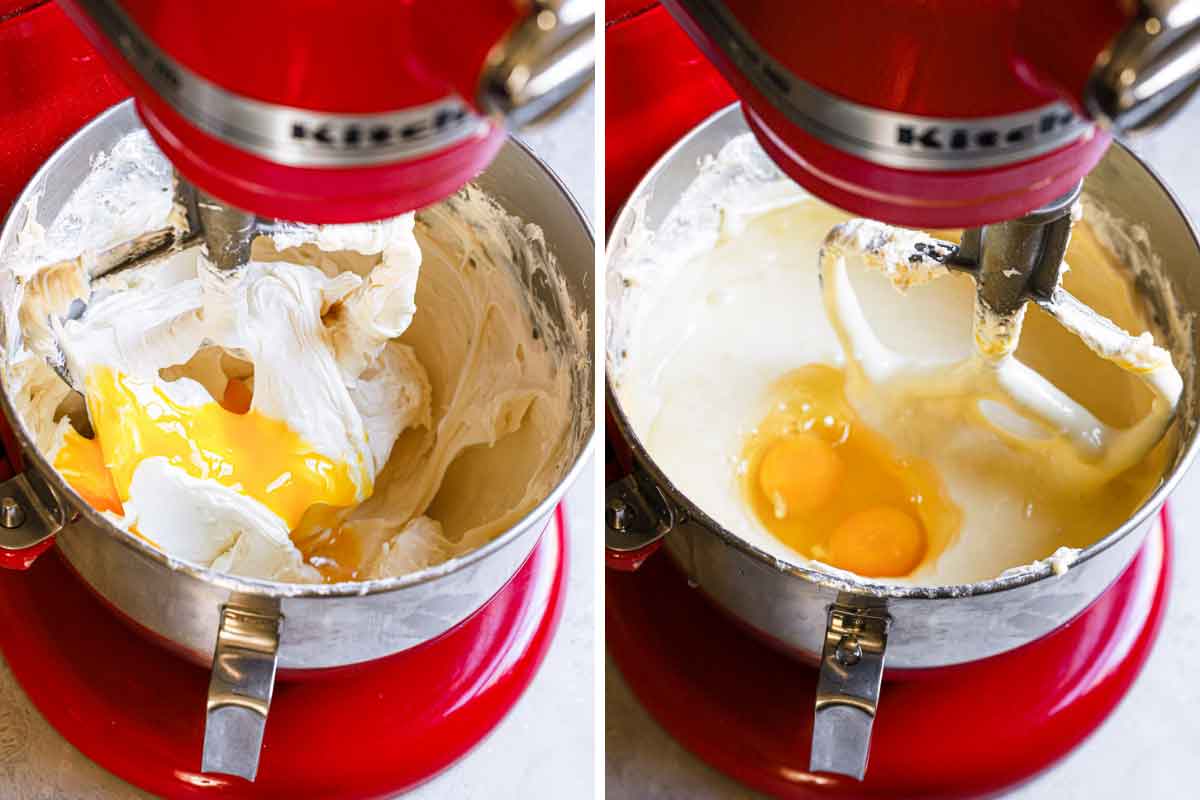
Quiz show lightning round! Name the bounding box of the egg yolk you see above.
[54,367,363,543]
[741,364,960,578]
[291,503,364,583]
[54,428,123,515]
[757,434,842,518]
[829,507,925,577]
[222,377,253,415]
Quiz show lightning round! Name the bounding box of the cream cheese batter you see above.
[1,130,578,584]
[609,134,1178,585]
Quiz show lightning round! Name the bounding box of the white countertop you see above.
[0,87,597,799]
[409,83,597,800]
[605,106,1200,799]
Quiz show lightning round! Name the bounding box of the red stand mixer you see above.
[51,0,593,273]
[663,0,1200,229]
[0,1,594,794]
[606,1,1200,796]
[61,0,593,224]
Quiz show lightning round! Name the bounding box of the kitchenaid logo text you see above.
[675,3,1095,170]
[895,109,1079,152]
[289,107,472,150]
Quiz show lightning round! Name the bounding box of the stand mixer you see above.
[50,0,592,272]
[663,1,1199,776]
[663,0,1200,225]
[606,0,1200,791]
[0,0,595,789]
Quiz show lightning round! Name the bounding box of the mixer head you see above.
[662,0,1200,229]
[55,0,594,269]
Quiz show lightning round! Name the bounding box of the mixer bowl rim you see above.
[0,98,596,599]
[604,101,1199,600]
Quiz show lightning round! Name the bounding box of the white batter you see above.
[609,134,1177,585]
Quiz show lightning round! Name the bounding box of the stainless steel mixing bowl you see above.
[605,103,1199,779]
[0,99,595,780]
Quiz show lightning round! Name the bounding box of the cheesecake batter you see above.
[609,134,1180,585]
[2,130,579,584]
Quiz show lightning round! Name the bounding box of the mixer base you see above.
[0,507,567,799]
[607,508,1171,799]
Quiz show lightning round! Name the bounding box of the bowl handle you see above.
[810,600,891,780]
[0,471,67,571]
[201,597,282,782]
[605,473,675,572]
[0,415,67,569]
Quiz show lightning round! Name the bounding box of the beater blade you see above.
[817,193,1182,483]
[37,170,333,391]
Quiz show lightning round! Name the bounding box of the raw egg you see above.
[53,428,123,516]
[291,503,364,583]
[740,364,960,578]
[828,506,925,577]
[54,367,363,553]
[758,433,842,518]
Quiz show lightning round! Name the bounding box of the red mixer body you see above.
[57,0,526,223]
[659,0,1133,228]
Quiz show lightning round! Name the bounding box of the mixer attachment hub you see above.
[951,182,1082,316]
[946,183,1082,358]
[196,188,258,273]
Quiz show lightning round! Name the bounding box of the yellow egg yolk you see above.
[291,503,365,583]
[757,434,843,518]
[222,377,253,415]
[54,427,123,516]
[53,367,364,540]
[829,507,925,578]
[741,364,960,578]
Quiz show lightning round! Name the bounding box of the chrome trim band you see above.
[674,0,1095,171]
[72,0,489,168]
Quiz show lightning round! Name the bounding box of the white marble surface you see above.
[605,106,1200,799]
[0,86,596,799]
